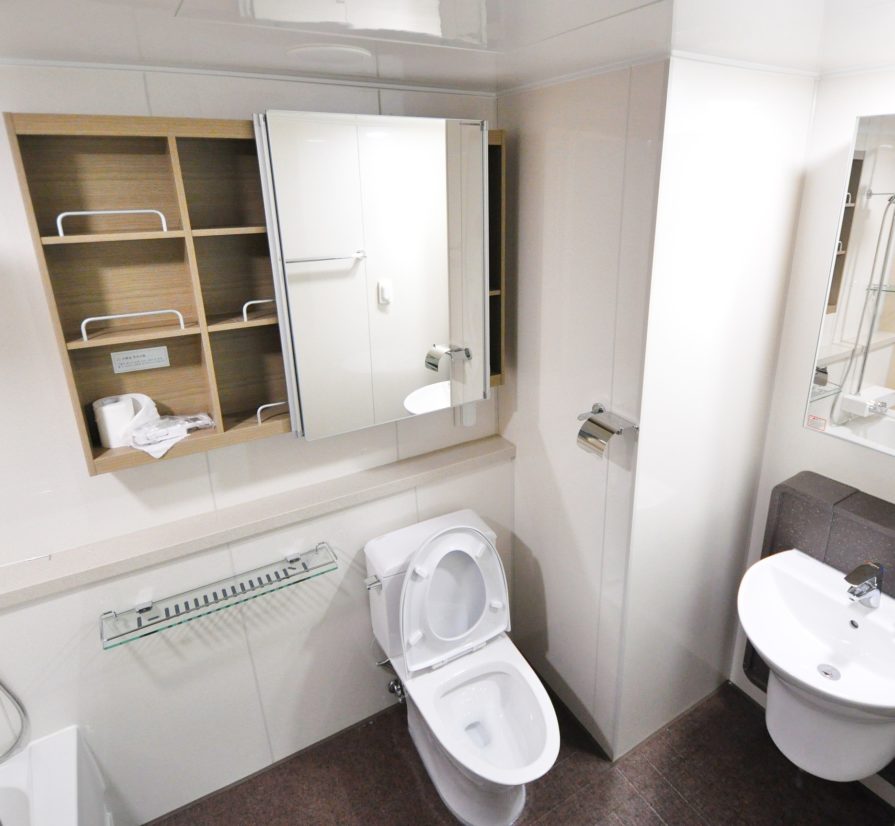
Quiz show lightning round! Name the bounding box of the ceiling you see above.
[0,0,673,92]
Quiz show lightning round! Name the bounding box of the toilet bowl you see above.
[365,510,559,826]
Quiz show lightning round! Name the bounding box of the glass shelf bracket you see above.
[100,542,338,649]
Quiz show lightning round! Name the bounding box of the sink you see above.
[403,381,450,415]
[738,549,895,781]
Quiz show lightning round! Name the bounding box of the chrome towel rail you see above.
[242,299,276,322]
[56,209,168,236]
[285,250,366,265]
[81,309,185,341]
[256,401,288,424]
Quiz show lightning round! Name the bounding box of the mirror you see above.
[0,681,26,762]
[256,111,488,440]
[807,114,895,457]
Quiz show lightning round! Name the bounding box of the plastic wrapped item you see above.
[130,414,214,458]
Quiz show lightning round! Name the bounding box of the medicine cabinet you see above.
[7,114,290,474]
[8,113,506,474]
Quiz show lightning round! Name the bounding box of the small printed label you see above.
[806,414,827,432]
[111,346,170,374]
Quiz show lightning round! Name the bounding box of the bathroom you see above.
[3,0,895,824]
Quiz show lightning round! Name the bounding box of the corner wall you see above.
[616,56,816,756]
[497,60,667,753]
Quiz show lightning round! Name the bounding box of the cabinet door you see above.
[265,113,374,438]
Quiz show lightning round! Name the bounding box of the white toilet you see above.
[364,510,560,826]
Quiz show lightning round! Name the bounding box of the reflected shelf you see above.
[100,542,338,649]
[810,381,842,403]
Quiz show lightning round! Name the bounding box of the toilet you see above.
[364,510,559,826]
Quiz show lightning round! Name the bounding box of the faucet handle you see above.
[844,562,883,585]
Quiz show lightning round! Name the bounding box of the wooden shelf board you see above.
[207,312,278,333]
[91,414,290,473]
[42,230,186,245]
[190,226,267,237]
[66,323,201,350]
[224,410,291,433]
[490,373,503,387]
[489,289,501,297]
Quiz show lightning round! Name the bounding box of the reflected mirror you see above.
[807,114,895,457]
[256,111,488,440]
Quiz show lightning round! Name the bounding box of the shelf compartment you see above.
[177,137,265,230]
[210,325,289,432]
[193,232,277,322]
[810,381,842,402]
[17,134,183,236]
[45,237,199,343]
[70,335,213,454]
[100,542,338,649]
[207,314,278,333]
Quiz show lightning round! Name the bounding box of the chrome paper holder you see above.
[577,403,639,457]
[100,541,338,649]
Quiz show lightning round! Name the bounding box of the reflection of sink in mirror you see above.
[826,411,895,453]
[404,381,450,415]
[738,550,895,781]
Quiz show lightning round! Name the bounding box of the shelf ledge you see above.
[0,436,515,611]
[191,226,267,237]
[42,230,185,245]
[66,323,201,350]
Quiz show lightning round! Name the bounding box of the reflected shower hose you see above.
[0,680,28,763]
[830,196,895,426]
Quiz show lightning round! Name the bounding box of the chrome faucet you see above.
[869,400,889,415]
[845,562,884,608]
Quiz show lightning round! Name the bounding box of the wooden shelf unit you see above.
[488,129,506,386]
[7,113,288,475]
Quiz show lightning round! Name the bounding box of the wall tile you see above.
[229,491,418,761]
[379,89,496,121]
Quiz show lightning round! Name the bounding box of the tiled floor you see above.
[152,683,894,825]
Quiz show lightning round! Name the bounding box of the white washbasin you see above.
[738,549,895,781]
[403,381,450,415]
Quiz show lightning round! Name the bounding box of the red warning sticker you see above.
[806,414,827,432]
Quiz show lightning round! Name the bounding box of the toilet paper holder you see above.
[576,403,638,456]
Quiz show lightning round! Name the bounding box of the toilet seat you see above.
[401,634,560,787]
[399,525,510,673]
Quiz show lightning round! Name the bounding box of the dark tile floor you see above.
[152,683,894,826]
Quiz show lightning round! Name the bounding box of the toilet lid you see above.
[400,525,510,673]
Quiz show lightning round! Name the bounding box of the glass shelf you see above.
[100,542,338,649]
[810,380,842,402]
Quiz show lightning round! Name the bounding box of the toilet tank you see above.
[364,509,497,659]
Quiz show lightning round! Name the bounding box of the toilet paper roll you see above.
[577,416,616,456]
[92,396,136,448]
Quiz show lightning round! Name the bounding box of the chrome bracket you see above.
[364,574,382,592]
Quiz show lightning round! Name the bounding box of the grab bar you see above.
[285,250,366,265]
[81,309,185,341]
[56,209,168,236]
[242,299,276,322]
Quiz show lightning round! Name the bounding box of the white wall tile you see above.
[497,68,634,752]
[144,71,380,118]
[0,547,271,826]
[379,89,496,121]
[229,491,417,760]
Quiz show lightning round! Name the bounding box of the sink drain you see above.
[818,664,841,681]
